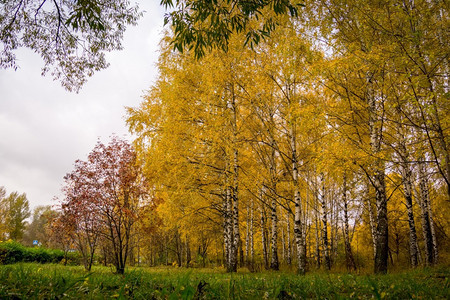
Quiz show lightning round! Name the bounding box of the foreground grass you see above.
[0,263,448,299]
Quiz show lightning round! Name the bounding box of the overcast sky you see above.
[0,2,165,210]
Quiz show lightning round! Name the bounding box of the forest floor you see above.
[0,263,448,299]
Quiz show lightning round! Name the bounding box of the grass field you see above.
[0,263,448,299]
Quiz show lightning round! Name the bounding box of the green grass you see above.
[0,263,448,299]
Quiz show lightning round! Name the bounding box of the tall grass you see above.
[0,263,448,299]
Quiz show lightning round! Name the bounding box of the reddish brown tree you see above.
[48,212,75,266]
[60,137,147,274]
[60,157,103,271]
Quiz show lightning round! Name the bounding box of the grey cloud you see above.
[0,2,164,209]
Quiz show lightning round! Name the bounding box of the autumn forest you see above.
[0,0,449,295]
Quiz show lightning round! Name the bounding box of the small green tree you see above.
[0,187,8,240]
[4,192,30,241]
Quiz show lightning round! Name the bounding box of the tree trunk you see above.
[250,199,254,264]
[229,89,240,273]
[367,70,388,274]
[260,203,269,270]
[245,205,250,263]
[314,193,321,269]
[268,125,279,271]
[282,222,286,263]
[418,161,435,265]
[286,212,292,265]
[397,109,420,268]
[223,188,231,268]
[428,202,438,264]
[185,234,191,268]
[374,167,388,274]
[239,238,244,267]
[366,192,377,261]
[165,235,169,265]
[330,192,337,265]
[270,196,279,270]
[227,165,240,272]
[401,160,419,268]
[291,123,306,274]
[343,174,357,271]
[225,186,234,271]
[320,173,331,270]
[175,227,182,267]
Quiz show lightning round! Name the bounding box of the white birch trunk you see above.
[373,167,388,274]
[418,161,434,265]
[245,206,250,263]
[342,174,356,271]
[428,202,438,264]
[260,202,269,269]
[223,189,230,267]
[281,222,286,263]
[270,196,279,270]
[397,111,420,268]
[320,173,331,270]
[315,211,321,268]
[286,212,292,265]
[225,87,239,273]
[250,199,254,263]
[366,193,377,261]
[226,187,233,269]
[366,72,388,274]
[267,123,279,271]
[230,150,239,272]
[291,124,306,274]
[401,159,419,268]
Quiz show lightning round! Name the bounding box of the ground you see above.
[0,263,448,299]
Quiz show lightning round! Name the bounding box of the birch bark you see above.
[418,161,435,265]
[245,206,250,263]
[224,86,240,273]
[286,212,292,265]
[320,174,331,270]
[367,76,388,274]
[250,199,254,264]
[270,195,279,270]
[400,158,419,267]
[428,202,438,264]
[366,192,377,261]
[223,187,232,269]
[260,202,269,269]
[342,174,357,271]
[291,123,306,274]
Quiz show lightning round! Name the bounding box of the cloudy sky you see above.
[0,2,165,210]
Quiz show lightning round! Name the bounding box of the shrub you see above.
[0,240,27,264]
[0,240,66,264]
[61,251,82,266]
